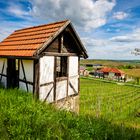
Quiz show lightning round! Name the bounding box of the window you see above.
[56,56,67,77]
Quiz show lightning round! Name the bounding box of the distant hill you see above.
[80,59,140,67]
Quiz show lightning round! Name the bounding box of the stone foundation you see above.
[54,95,79,114]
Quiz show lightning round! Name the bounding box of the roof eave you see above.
[0,55,38,59]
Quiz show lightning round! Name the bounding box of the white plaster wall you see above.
[69,56,78,77]
[40,84,54,102]
[68,76,78,96]
[68,56,79,96]
[40,56,54,85]
[121,74,125,79]
[19,60,33,82]
[19,82,33,93]
[56,80,67,100]
[109,72,115,77]
[19,60,33,92]
[0,58,7,87]
[39,56,54,102]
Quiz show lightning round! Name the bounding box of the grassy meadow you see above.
[0,78,140,139]
[80,77,140,128]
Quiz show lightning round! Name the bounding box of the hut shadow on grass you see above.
[78,114,140,140]
[1,110,139,139]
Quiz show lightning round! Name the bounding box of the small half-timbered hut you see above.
[0,20,88,112]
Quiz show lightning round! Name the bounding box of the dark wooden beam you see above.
[0,73,7,77]
[69,81,78,95]
[21,60,28,92]
[56,77,68,82]
[34,59,39,99]
[19,79,33,85]
[40,81,54,87]
[43,86,54,102]
[58,36,61,53]
[0,56,38,60]
[66,57,69,98]
[53,57,57,102]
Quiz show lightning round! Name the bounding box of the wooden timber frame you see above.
[38,38,78,103]
[0,20,88,110]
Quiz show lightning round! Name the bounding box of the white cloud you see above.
[111,28,140,42]
[82,28,140,59]
[113,11,128,20]
[8,6,28,17]
[6,2,31,19]
[82,37,110,47]
[29,0,116,30]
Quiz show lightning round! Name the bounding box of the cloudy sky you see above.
[0,0,140,60]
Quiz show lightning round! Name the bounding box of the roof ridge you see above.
[15,19,70,32]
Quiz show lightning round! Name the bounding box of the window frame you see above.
[56,56,68,79]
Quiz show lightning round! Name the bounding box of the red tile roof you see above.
[100,67,124,74]
[0,20,68,57]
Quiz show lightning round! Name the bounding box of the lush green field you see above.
[0,83,140,139]
[80,77,140,128]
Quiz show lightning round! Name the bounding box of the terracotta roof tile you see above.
[0,39,46,46]
[100,67,124,74]
[0,50,35,56]
[0,20,68,57]
[9,28,59,39]
[0,44,41,50]
[3,33,53,42]
[6,29,57,39]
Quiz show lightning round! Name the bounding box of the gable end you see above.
[34,21,88,58]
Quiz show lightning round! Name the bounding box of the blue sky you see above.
[0,0,140,60]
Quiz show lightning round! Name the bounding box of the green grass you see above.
[80,77,140,128]
[86,66,93,71]
[0,85,140,139]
